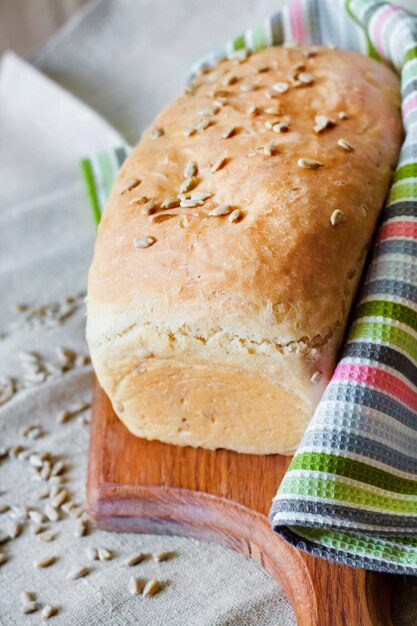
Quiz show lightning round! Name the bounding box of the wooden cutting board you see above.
[87,377,396,625]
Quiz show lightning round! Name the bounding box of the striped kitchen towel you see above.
[81,0,417,573]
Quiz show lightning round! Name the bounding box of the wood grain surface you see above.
[88,377,397,626]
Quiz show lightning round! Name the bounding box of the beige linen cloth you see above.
[0,0,416,623]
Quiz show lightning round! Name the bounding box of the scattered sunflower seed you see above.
[0,377,14,405]
[151,127,164,140]
[153,551,174,562]
[75,520,89,537]
[183,160,198,178]
[229,48,250,62]
[51,490,68,508]
[133,236,157,249]
[337,138,355,152]
[38,531,57,543]
[21,602,38,614]
[210,156,227,173]
[265,89,278,99]
[56,410,70,425]
[311,371,323,384]
[246,105,259,117]
[180,199,200,208]
[33,555,56,568]
[66,565,89,580]
[161,197,180,210]
[182,127,196,138]
[263,141,278,156]
[208,204,232,217]
[313,115,334,133]
[194,118,212,132]
[297,158,324,170]
[20,591,35,604]
[126,552,146,566]
[143,579,161,597]
[51,461,65,477]
[338,111,348,120]
[142,199,157,215]
[0,503,10,513]
[150,213,177,223]
[228,209,242,223]
[0,552,8,564]
[10,505,28,520]
[197,106,219,117]
[9,521,22,539]
[86,547,98,561]
[128,195,148,206]
[330,209,345,226]
[265,119,280,130]
[41,604,58,620]
[121,179,141,194]
[180,176,198,194]
[37,488,50,500]
[256,64,270,73]
[272,82,289,94]
[264,106,281,115]
[128,576,145,595]
[98,548,112,561]
[40,462,52,481]
[44,505,59,522]
[190,191,212,202]
[272,122,289,133]
[31,525,47,535]
[222,74,237,86]
[298,72,314,85]
[29,510,45,524]
[221,126,236,139]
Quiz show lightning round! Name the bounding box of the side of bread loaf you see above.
[87,45,402,454]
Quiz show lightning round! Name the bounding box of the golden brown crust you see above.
[87,45,402,454]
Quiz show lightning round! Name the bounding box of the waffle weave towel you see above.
[82,0,417,574]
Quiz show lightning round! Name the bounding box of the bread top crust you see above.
[88,46,402,344]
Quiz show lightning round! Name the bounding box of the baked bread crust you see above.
[87,45,402,454]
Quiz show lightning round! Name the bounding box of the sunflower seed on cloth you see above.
[66,565,90,580]
[153,551,174,562]
[33,555,56,568]
[0,377,14,405]
[21,602,38,614]
[44,505,59,522]
[41,604,58,619]
[125,552,146,566]
[0,552,8,565]
[143,579,162,597]
[20,591,35,603]
[9,521,22,539]
[128,576,146,595]
[97,548,112,561]
[86,547,98,561]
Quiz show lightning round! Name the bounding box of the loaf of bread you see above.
[87,45,402,455]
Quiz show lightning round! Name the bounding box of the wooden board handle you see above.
[88,378,396,626]
[88,483,395,626]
